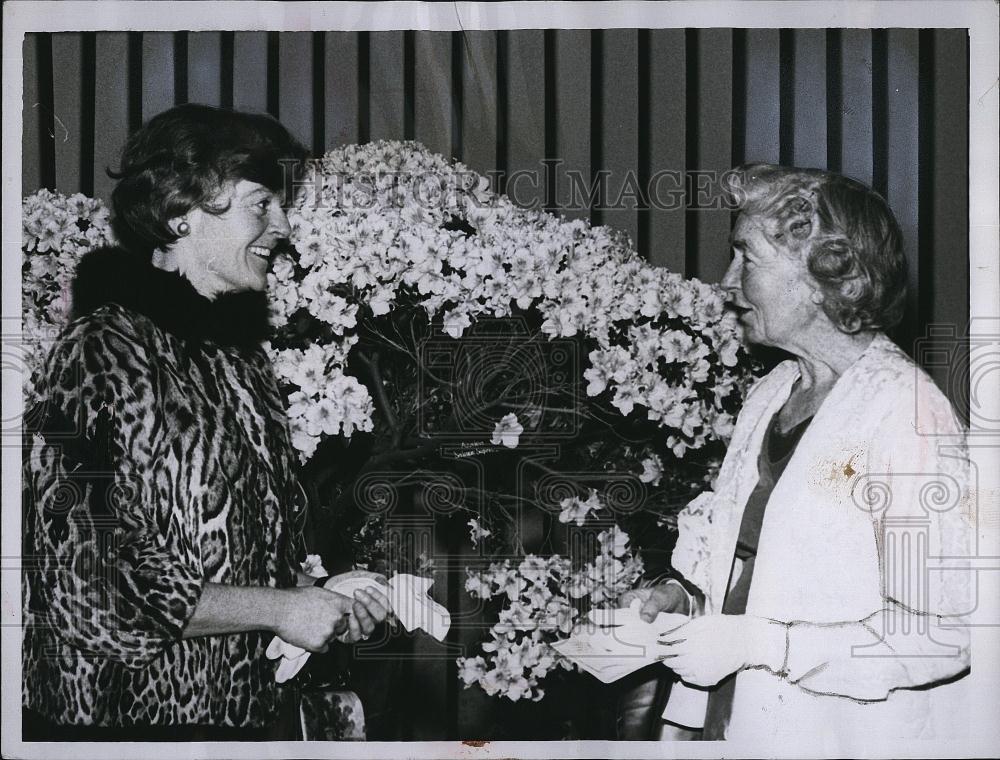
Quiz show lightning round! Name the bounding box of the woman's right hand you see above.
[271,587,355,653]
[620,581,692,622]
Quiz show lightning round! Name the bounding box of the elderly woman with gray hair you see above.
[628,165,972,743]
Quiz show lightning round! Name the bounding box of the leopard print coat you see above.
[22,247,306,727]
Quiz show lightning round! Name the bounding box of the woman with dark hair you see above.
[627,165,972,742]
[22,104,388,738]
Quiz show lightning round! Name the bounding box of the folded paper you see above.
[550,599,689,683]
[267,567,451,683]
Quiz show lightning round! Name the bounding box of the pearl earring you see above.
[810,291,824,304]
[177,220,191,236]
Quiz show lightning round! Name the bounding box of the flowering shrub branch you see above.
[270,141,754,700]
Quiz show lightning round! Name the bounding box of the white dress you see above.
[664,333,973,745]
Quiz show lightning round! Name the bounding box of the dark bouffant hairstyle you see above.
[109,103,308,255]
[726,164,908,334]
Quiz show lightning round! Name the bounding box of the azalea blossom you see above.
[557,488,603,527]
[456,656,488,686]
[271,141,748,464]
[490,413,524,448]
[638,455,664,486]
[465,570,494,599]
[597,526,630,558]
[467,518,492,547]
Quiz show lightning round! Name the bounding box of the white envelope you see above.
[550,600,689,684]
[387,574,451,642]
[266,572,451,683]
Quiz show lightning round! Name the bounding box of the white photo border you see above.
[3,2,998,759]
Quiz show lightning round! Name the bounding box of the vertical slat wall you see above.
[551,30,590,223]
[688,29,733,284]
[458,31,498,175]
[277,32,314,149]
[414,32,452,158]
[325,32,359,148]
[232,32,268,114]
[833,30,875,185]
[369,32,405,141]
[743,29,780,164]
[504,30,545,210]
[51,34,84,195]
[23,29,970,409]
[598,30,640,246]
[140,33,175,122]
[93,32,130,199]
[22,35,42,193]
[646,29,686,271]
[188,32,223,107]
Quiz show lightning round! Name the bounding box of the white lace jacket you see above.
[665,333,973,744]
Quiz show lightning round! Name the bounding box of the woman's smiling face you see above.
[175,179,291,298]
[720,213,820,349]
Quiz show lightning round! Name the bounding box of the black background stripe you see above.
[311,32,326,157]
[173,32,188,104]
[778,29,795,165]
[127,32,143,132]
[684,28,699,278]
[80,33,97,196]
[36,33,55,190]
[220,31,234,109]
[825,29,842,172]
[266,31,279,118]
[871,29,889,198]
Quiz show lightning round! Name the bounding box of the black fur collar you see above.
[71,246,271,349]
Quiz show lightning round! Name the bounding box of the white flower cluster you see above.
[457,496,643,702]
[271,140,746,462]
[556,488,604,527]
[21,190,115,406]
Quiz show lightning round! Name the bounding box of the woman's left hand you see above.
[657,614,785,687]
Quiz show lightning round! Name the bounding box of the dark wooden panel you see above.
[743,29,780,164]
[792,29,827,169]
[926,29,969,418]
[885,29,920,350]
[459,31,498,175]
[647,29,686,271]
[600,29,640,247]
[414,32,452,159]
[837,30,873,186]
[23,34,42,194]
[690,29,733,284]
[93,32,130,203]
[552,30,590,222]
[233,32,268,113]
[51,33,84,194]
[141,32,175,122]
[369,31,405,141]
[324,31,359,149]
[188,31,222,106]
[278,32,314,149]
[505,30,546,210]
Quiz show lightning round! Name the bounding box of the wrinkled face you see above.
[178,179,291,297]
[721,213,820,349]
